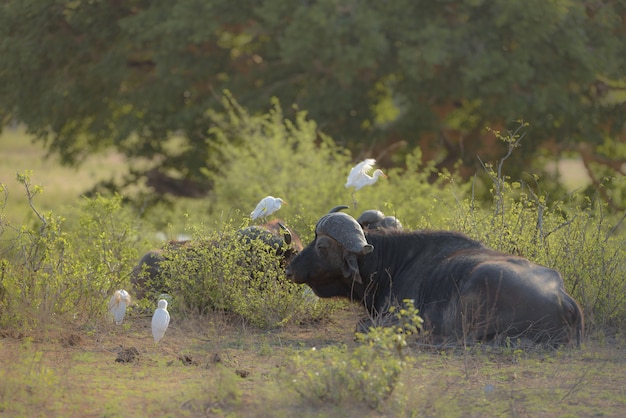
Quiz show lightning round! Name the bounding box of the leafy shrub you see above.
[3,105,624,342]
[542,202,626,330]
[0,172,141,330]
[200,103,625,335]
[285,300,422,409]
[203,94,466,241]
[144,221,337,328]
[205,93,353,237]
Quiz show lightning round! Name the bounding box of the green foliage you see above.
[203,94,466,236]
[543,202,626,330]
[286,300,422,409]
[148,221,336,328]
[1,1,624,205]
[205,93,352,234]
[188,108,625,333]
[0,173,141,330]
[2,115,625,339]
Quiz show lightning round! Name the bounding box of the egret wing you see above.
[346,159,376,188]
[251,196,273,220]
[152,309,170,342]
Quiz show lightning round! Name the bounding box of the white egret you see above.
[151,299,170,343]
[345,159,386,207]
[108,289,131,325]
[250,196,287,221]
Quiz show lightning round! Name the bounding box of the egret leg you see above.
[351,191,358,209]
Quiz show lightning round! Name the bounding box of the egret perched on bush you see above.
[345,159,386,207]
[108,289,131,325]
[250,196,287,221]
[152,299,170,343]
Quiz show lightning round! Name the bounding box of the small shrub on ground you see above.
[144,220,336,328]
[285,300,422,410]
[0,172,141,331]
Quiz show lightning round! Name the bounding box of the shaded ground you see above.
[1,305,625,417]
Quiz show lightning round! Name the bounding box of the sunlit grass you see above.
[0,126,130,227]
[0,127,223,240]
[545,157,592,192]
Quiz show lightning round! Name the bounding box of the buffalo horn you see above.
[328,205,350,213]
[315,212,374,255]
[277,222,292,245]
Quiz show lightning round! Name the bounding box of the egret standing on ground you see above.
[250,196,287,222]
[345,159,386,208]
[151,299,170,343]
[108,289,131,325]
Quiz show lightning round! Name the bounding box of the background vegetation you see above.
[1,0,625,210]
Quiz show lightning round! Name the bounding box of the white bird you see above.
[250,196,287,221]
[151,299,170,343]
[108,289,131,325]
[345,159,387,207]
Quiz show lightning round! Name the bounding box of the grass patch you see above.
[0,313,624,417]
[0,127,131,227]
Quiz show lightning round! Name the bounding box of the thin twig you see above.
[560,366,593,402]
[604,211,626,242]
[23,181,48,235]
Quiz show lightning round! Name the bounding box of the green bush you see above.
[285,300,422,410]
[201,105,625,335]
[542,202,626,330]
[0,173,141,330]
[145,222,337,328]
[202,93,467,242]
[453,184,625,331]
[205,93,352,237]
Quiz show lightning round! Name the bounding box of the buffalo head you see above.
[357,209,403,231]
[285,212,372,298]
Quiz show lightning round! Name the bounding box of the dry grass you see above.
[544,158,592,191]
[0,306,624,417]
[0,126,131,227]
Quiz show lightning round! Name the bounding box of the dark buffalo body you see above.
[285,213,583,346]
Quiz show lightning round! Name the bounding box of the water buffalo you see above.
[132,220,302,299]
[285,212,584,346]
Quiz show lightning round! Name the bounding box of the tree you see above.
[1,0,624,207]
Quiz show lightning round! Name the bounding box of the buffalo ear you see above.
[342,253,362,284]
